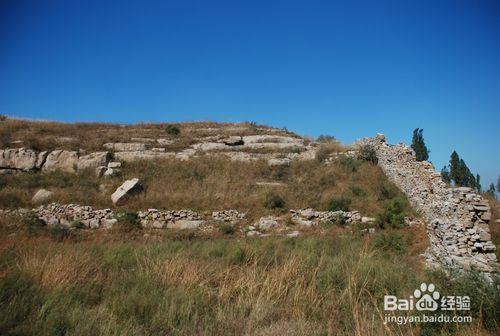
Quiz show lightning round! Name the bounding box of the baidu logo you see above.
[384,282,470,312]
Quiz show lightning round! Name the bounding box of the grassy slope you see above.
[0,221,498,336]
[0,156,409,220]
[1,119,499,335]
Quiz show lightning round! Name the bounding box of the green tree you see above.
[485,183,496,199]
[475,174,482,193]
[449,151,461,185]
[411,128,429,161]
[447,151,478,188]
[441,166,451,184]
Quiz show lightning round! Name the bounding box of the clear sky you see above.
[1,0,499,188]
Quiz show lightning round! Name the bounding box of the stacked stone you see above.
[359,134,498,279]
[212,210,246,223]
[137,209,203,229]
[290,208,366,226]
[33,203,116,228]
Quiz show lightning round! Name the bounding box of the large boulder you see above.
[77,152,112,171]
[111,178,142,205]
[32,189,54,204]
[43,150,79,173]
[0,148,39,171]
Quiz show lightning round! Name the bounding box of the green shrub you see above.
[377,197,407,229]
[263,192,285,209]
[47,224,70,242]
[0,114,6,122]
[374,232,406,253]
[71,220,86,229]
[376,181,398,200]
[115,211,141,232]
[20,211,46,234]
[349,185,367,197]
[337,156,361,172]
[218,223,235,235]
[357,144,378,164]
[327,196,351,211]
[164,124,180,136]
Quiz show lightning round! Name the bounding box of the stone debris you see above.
[359,134,498,280]
[212,210,246,223]
[111,178,142,205]
[255,216,279,231]
[290,208,362,226]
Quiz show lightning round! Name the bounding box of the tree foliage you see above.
[444,151,480,190]
[411,128,429,161]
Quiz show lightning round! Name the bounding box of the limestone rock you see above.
[111,178,142,205]
[256,216,279,230]
[167,220,205,229]
[43,150,79,173]
[32,189,54,204]
[103,143,147,151]
[0,148,39,171]
[77,152,111,171]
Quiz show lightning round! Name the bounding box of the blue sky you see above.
[1,0,499,188]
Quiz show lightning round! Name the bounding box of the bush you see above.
[337,156,361,172]
[115,211,141,232]
[47,224,70,242]
[377,197,407,229]
[357,144,378,164]
[218,223,235,235]
[0,114,6,122]
[327,197,351,211]
[71,220,86,229]
[349,185,366,197]
[374,232,406,253]
[164,124,180,136]
[263,192,285,209]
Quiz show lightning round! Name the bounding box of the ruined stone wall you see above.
[358,135,498,279]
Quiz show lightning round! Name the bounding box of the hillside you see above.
[0,118,499,336]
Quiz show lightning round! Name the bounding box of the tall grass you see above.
[0,224,497,336]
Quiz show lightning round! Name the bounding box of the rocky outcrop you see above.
[43,150,79,173]
[0,148,111,174]
[359,134,498,279]
[0,148,41,171]
[77,152,112,171]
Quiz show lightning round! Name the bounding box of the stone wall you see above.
[358,134,498,279]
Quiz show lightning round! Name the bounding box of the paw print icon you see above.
[414,283,440,311]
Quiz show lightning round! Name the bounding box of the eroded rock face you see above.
[0,148,39,171]
[359,135,498,280]
[111,178,142,205]
[43,150,79,173]
[77,152,112,171]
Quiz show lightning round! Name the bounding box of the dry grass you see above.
[0,155,408,221]
[0,119,294,152]
[0,224,497,336]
